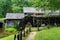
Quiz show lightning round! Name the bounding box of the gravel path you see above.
[26,32,36,40]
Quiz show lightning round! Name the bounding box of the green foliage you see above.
[11,4,21,13]
[49,0,60,10]
[0,0,12,18]
[0,0,60,18]
[32,0,50,10]
[5,28,17,33]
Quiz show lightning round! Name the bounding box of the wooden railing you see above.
[14,28,30,40]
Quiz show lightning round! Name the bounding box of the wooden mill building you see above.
[23,7,60,26]
[6,7,60,27]
[23,7,45,27]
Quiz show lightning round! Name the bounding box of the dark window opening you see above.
[36,13,43,15]
[0,22,3,28]
[25,13,27,15]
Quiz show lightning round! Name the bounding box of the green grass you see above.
[0,35,14,40]
[31,27,47,32]
[0,27,29,40]
[35,27,60,40]
[0,27,17,39]
[0,27,17,40]
[5,28,17,33]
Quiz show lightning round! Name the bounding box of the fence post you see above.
[14,35,16,40]
[24,29,25,37]
[19,31,22,40]
[17,34,20,40]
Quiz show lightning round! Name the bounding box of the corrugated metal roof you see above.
[6,13,25,19]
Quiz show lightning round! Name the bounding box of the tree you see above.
[0,0,12,18]
[0,0,60,18]
[32,0,50,10]
[49,0,60,10]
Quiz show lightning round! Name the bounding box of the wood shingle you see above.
[6,13,25,19]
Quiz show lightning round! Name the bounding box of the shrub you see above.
[5,28,17,33]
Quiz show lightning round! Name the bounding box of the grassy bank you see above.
[35,27,60,40]
[0,35,14,40]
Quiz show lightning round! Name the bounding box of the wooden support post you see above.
[14,35,16,40]
[17,34,20,40]
[19,31,22,40]
[33,16,34,27]
[55,17,57,26]
[27,22,31,32]
[19,25,23,40]
[37,19,40,31]
[24,28,25,37]
[48,17,50,29]
[40,18,42,31]
[29,27,31,32]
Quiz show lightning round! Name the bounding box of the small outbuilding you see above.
[6,13,25,27]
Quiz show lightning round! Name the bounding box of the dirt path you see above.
[26,32,36,40]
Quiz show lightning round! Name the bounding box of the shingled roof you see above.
[49,10,60,16]
[6,13,25,19]
[23,7,44,13]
